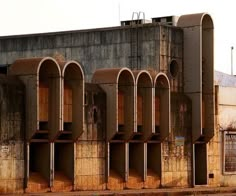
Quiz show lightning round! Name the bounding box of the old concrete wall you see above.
[161,93,192,187]
[0,75,25,193]
[0,23,186,192]
[74,84,106,190]
[214,86,236,186]
[0,24,183,83]
[207,132,220,186]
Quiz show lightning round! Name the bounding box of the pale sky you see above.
[0,0,235,74]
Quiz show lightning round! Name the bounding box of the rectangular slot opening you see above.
[137,94,143,133]
[146,143,161,188]
[28,142,50,192]
[109,143,125,188]
[54,143,73,191]
[137,83,152,140]
[202,99,205,134]
[39,82,49,131]
[63,84,72,132]
[194,143,207,185]
[155,96,160,134]
[127,143,143,189]
[118,83,134,140]
[118,90,125,133]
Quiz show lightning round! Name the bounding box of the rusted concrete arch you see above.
[178,13,214,142]
[59,60,85,141]
[9,57,61,141]
[9,57,61,77]
[153,72,170,89]
[92,67,135,141]
[153,72,170,141]
[178,13,214,28]
[133,70,153,140]
[93,67,135,85]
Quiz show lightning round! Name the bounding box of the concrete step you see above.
[52,171,72,192]
[26,172,49,193]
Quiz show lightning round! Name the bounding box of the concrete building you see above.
[0,12,233,194]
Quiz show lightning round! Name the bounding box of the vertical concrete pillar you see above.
[177,13,214,142]
[125,70,153,189]
[9,57,62,141]
[74,84,106,191]
[178,13,214,186]
[49,61,84,192]
[9,57,61,193]
[133,70,153,140]
[0,75,25,194]
[92,68,135,190]
[143,72,170,189]
[92,68,135,141]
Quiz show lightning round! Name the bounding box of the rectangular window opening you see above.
[224,132,236,173]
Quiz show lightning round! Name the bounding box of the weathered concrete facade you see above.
[0,75,24,193]
[214,72,236,187]
[0,23,183,82]
[0,12,229,194]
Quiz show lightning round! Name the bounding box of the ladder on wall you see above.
[129,12,145,70]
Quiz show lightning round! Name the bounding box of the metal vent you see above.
[152,16,179,26]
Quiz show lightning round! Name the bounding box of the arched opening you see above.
[38,59,60,135]
[145,73,170,189]
[135,71,153,135]
[126,71,153,189]
[117,69,135,139]
[154,74,170,138]
[60,61,84,140]
[53,61,84,191]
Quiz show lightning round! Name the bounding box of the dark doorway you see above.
[194,143,207,185]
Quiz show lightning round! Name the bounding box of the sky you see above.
[0,0,235,74]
